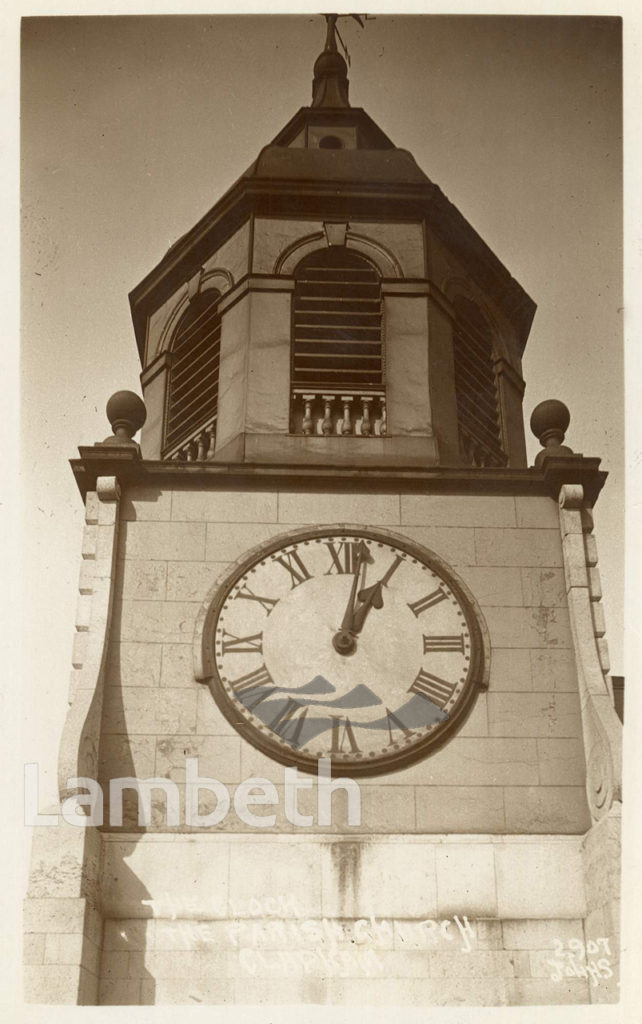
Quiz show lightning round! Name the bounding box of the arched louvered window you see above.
[453,297,506,468]
[163,289,221,458]
[292,247,383,392]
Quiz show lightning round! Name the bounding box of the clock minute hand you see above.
[333,542,372,655]
[339,544,366,633]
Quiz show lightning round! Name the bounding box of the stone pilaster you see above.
[558,483,622,1004]
[24,476,122,1003]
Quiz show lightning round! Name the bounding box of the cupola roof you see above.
[129,17,535,365]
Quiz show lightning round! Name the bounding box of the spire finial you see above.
[324,13,339,53]
[313,14,365,108]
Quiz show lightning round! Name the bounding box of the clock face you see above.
[206,526,484,776]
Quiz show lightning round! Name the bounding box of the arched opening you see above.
[452,296,506,467]
[292,247,383,393]
[163,289,221,457]
[318,134,344,149]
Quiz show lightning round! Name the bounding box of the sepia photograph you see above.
[11,3,639,1016]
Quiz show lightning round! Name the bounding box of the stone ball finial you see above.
[530,399,574,467]
[103,390,147,446]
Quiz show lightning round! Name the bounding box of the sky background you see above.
[5,4,642,1016]
[20,13,624,812]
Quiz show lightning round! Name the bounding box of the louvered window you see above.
[292,248,383,392]
[453,297,506,468]
[163,289,221,457]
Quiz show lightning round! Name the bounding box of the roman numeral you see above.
[407,587,448,617]
[325,541,363,575]
[410,669,456,708]
[423,634,465,654]
[221,631,263,655]
[385,707,415,745]
[330,716,361,754]
[273,550,312,588]
[229,664,276,709]
[268,699,308,745]
[234,585,278,615]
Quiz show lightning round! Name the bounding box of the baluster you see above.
[360,397,373,437]
[185,440,196,462]
[196,431,208,461]
[340,396,353,435]
[206,424,216,459]
[321,395,334,435]
[302,394,315,436]
[379,396,387,436]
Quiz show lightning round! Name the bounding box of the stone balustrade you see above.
[292,390,386,437]
[166,418,217,462]
[459,422,507,469]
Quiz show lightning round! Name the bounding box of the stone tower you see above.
[25,18,622,1007]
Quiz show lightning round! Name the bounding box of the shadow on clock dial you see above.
[237,674,448,750]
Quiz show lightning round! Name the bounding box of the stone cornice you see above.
[493,356,526,396]
[140,348,172,387]
[380,280,431,298]
[70,449,606,506]
[217,274,296,318]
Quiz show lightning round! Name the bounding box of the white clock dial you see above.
[206,527,485,776]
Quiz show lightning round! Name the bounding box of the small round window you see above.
[319,135,343,150]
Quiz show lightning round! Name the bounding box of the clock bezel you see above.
[195,523,490,777]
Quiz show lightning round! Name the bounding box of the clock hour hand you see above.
[351,580,384,634]
[350,555,401,634]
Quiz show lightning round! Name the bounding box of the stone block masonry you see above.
[99,486,590,835]
[88,833,599,1006]
[26,483,620,1006]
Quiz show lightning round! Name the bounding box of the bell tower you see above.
[129,14,532,472]
[25,17,622,1008]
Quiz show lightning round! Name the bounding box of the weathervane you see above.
[322,13,367,66]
